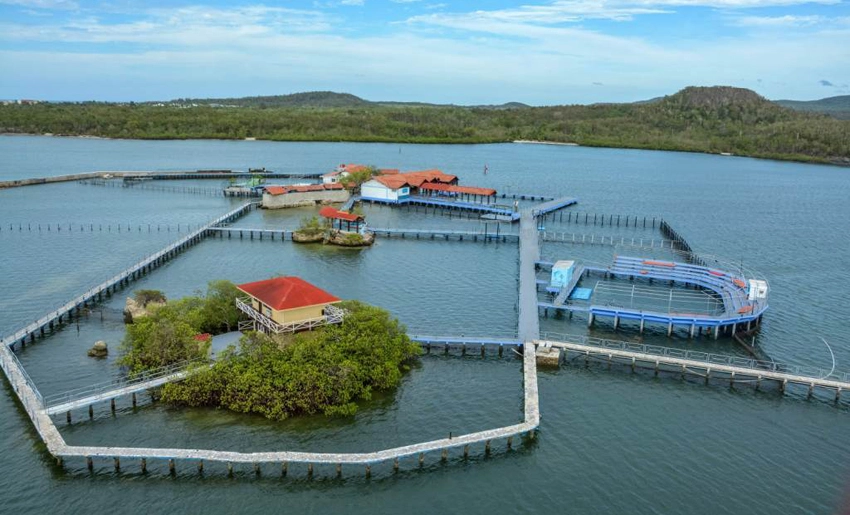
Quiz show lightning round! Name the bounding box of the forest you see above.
[2,86,848,165]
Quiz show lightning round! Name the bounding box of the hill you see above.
[775,95,850,120]
[166,91,373,108]
[165,91,530,110]
[1,86,847,165]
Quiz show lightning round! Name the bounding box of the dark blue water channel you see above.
[1,136,849,514]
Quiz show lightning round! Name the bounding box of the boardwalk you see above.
[2,203,254,349]
[371,227,518,242]
[44,360,203,416]
[539,334,850,398]
[518,208,541,342]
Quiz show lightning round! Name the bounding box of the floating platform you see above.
[539,255,769,338]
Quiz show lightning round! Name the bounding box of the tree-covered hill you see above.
[1,86,847,165]
[775,95,850,120]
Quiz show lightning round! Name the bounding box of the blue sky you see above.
[0,0,848,104]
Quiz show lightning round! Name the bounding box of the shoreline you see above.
[2,132,847,168]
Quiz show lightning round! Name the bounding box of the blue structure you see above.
[539,255,769,339]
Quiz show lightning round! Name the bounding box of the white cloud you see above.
[0,2,848,103]
[0,0,76,9]
[734,14,824,26]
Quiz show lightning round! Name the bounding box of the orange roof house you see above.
[235,277,344,333]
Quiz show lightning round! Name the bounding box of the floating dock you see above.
[538,255,768,338]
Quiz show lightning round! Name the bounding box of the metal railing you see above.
[42,358,207,409]
[235,298,346,335]
[539,332,850,383]
[540,231,677,250]
[0,203,254,349]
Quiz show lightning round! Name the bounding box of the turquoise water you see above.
[1,135,849,514]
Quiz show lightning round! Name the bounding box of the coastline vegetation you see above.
[2,86,848,165]
[119,280,243,374]
[160,301,420,419]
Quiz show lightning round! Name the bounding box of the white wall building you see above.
[360,178,410,202]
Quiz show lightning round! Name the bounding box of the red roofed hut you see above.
[319,206,365,233]
[235,277,344,334]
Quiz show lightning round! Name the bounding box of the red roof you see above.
[374,175,412,189]
[420,183,496,196]
[193,333,211,341]
[340,164,368,173]
[265,183,344,195]
[265,186,287,195]
[319,206,364,222]
[379,169,400,175]
[237,277,341,311]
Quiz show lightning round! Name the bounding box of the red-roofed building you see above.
[262,183,350,209]
[319,206,366,233]
[235,277,344,334]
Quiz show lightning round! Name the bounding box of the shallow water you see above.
[1,136,849,514]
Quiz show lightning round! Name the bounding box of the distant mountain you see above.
[164,91,529,110]
[167,91,373,108]
[775,95,850,120]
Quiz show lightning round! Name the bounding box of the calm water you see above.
[1,135,849,514]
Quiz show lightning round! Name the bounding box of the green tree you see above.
[160,301,420,420]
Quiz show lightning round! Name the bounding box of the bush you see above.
[296,216,327,237]
[160,301,421,419]
[134,289,166,306]
[120,280,244,373]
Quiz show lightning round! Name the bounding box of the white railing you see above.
[235,297,345,334]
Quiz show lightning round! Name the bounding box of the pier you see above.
[518,208,542,342]
[43,360,205,418]
[3,202,255,351]
[363,196,521,221]
[540,231,676,250]
[371,227,517,243]
[0,170,322,190]
[537,333,850,400]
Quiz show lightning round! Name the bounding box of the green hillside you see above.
[1,86,847,165]
[775,95,850,120]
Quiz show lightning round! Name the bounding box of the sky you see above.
[0,0,848,104]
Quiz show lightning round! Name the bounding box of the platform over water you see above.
[518,208,542,342]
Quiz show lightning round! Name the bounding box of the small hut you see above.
[319,206,365,234]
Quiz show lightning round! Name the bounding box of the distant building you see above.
[262,183,349,209]
[360,169,459,202]
[235,277,345,334]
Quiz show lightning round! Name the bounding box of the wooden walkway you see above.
[371,228,518,242]
[518,208,542,342]
[44,361,203,416]
[540,231,677,250]
[2,203,254,349]
[0,170,321,189]
[539,335,850,399]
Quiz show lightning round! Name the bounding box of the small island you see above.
[119,277,418,420]
[293,207,374,247]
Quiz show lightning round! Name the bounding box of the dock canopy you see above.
[319,206,365,232]
[420,183,497,197]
